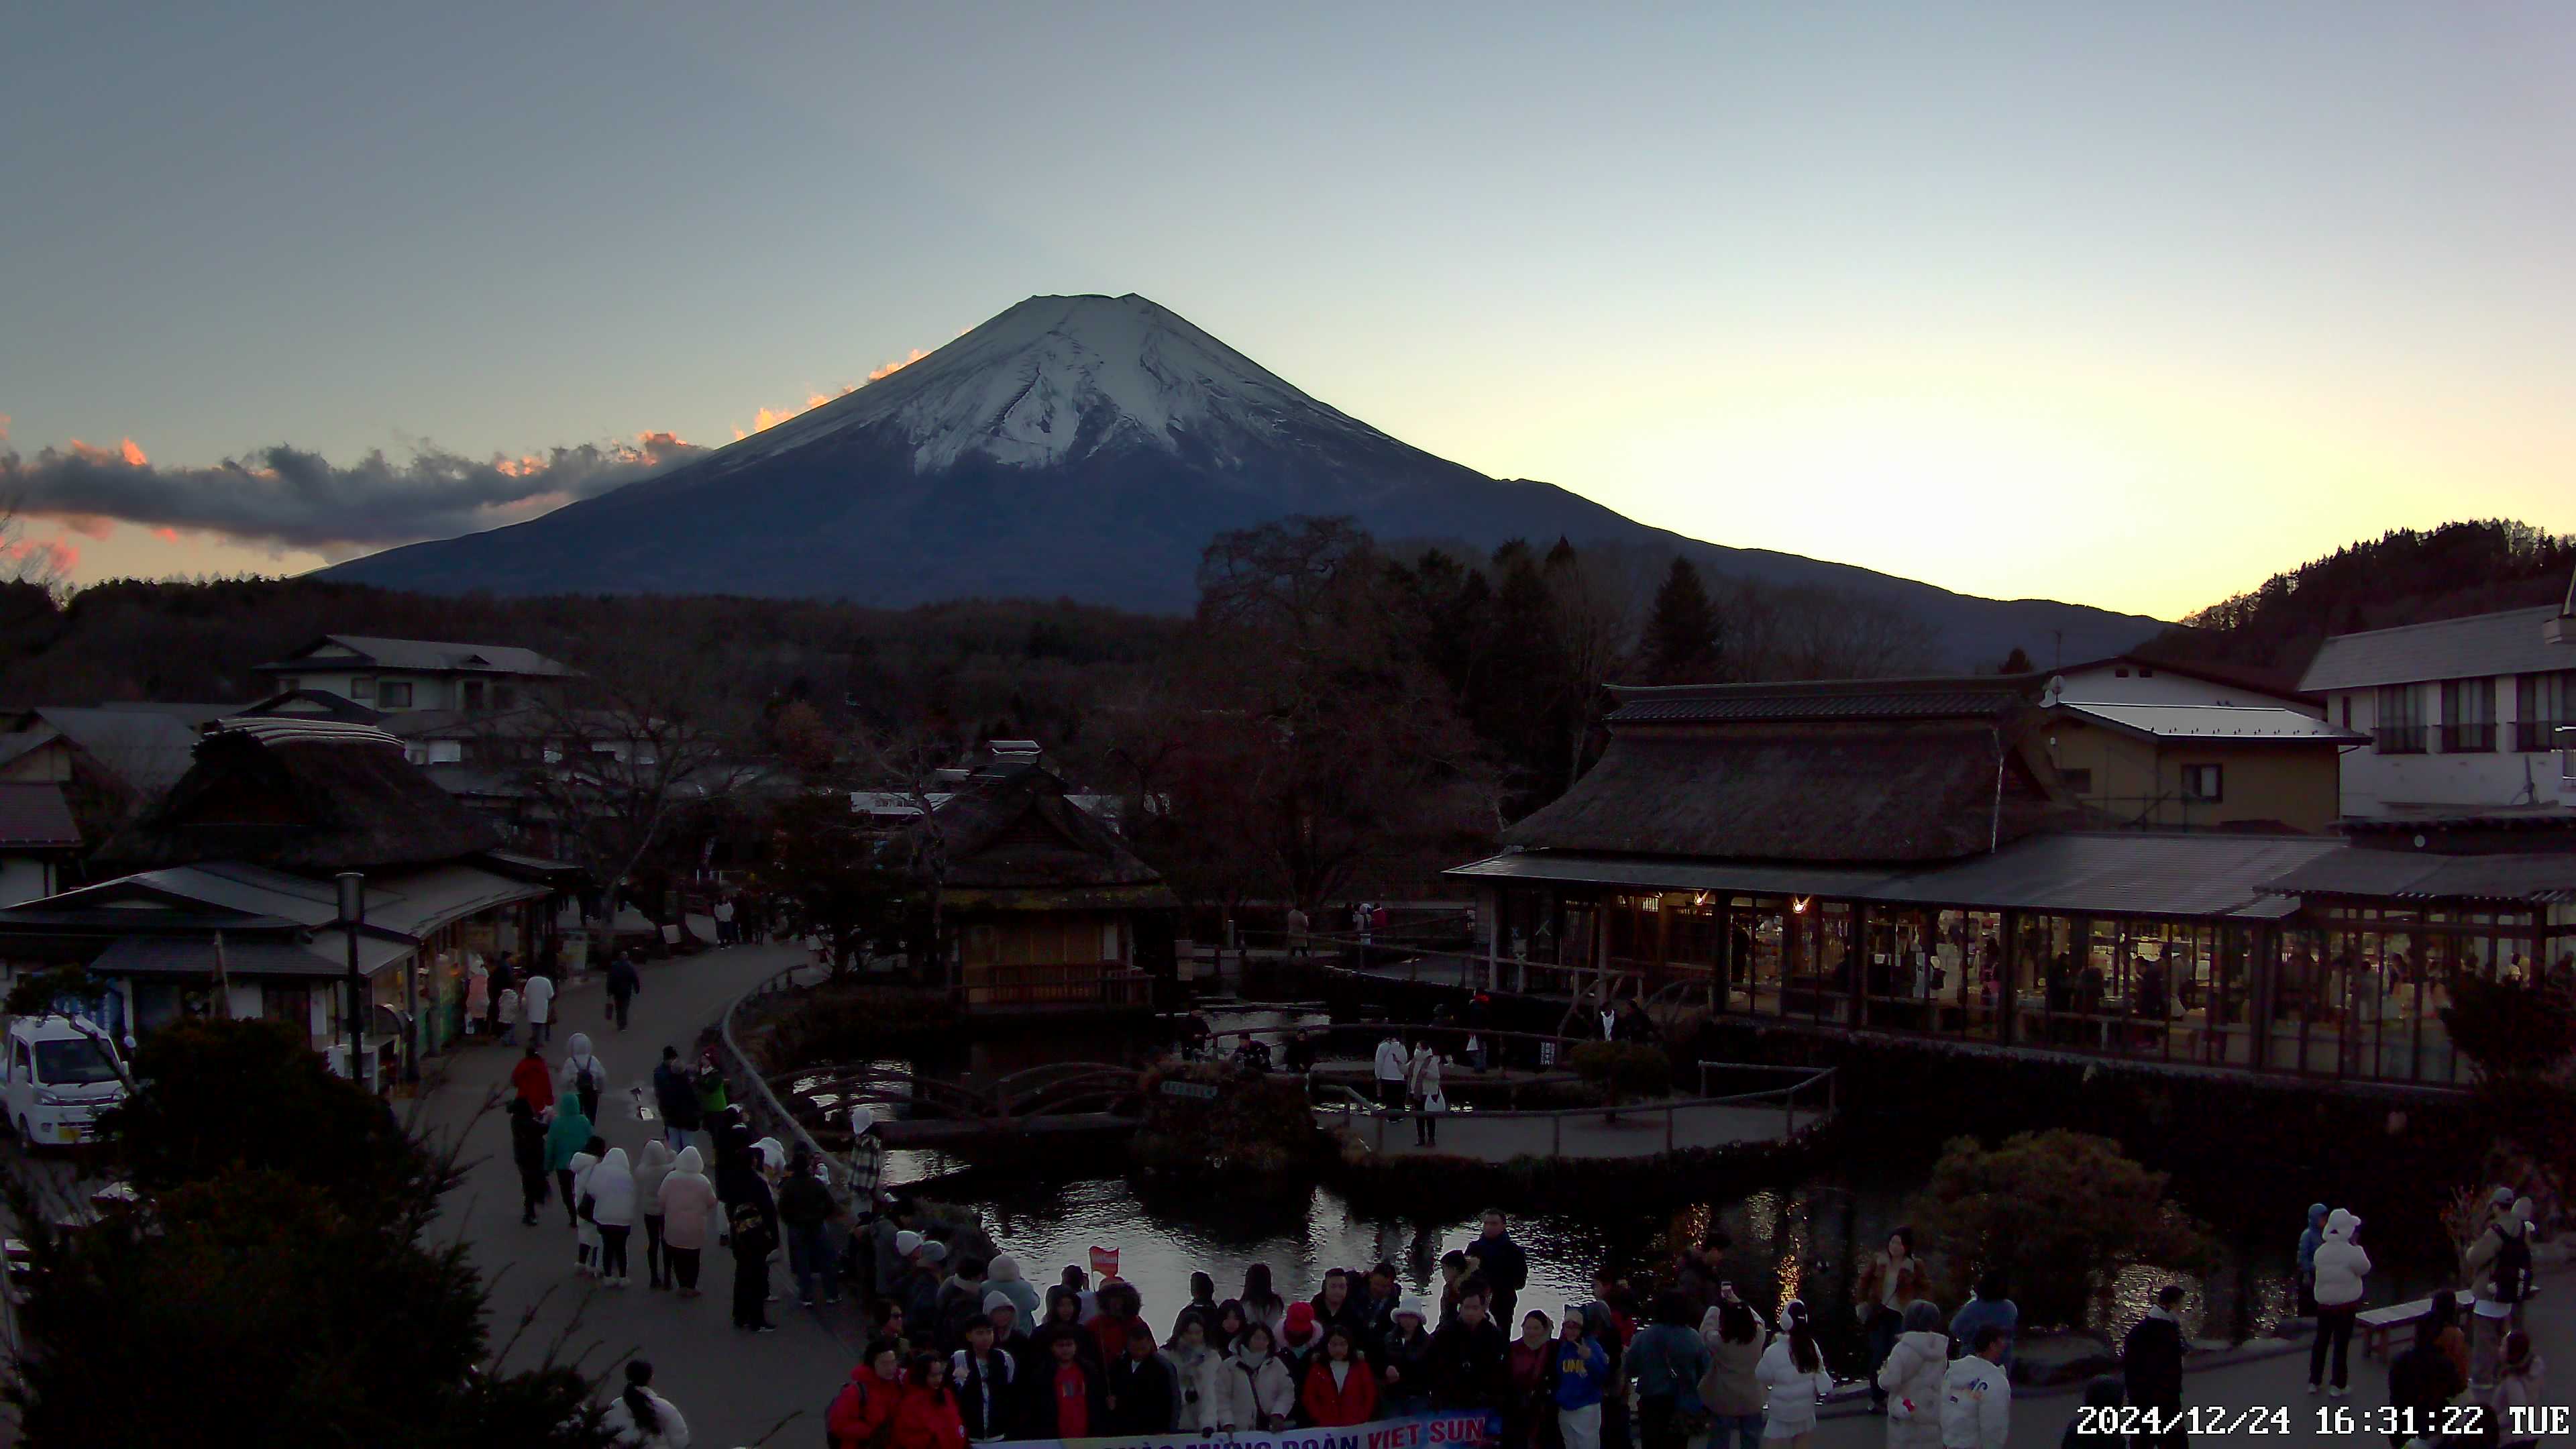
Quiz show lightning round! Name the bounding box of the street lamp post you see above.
[337,871,366,1089]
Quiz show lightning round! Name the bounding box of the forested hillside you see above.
[2147,521,2574,676]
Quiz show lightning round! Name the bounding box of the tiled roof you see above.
[2053,702,2366,743]
[256,635,571,678]
[0,783,81,849]
[2300,606,2575,692]
[2262,847,2576,904]
[1608,674,2039,725]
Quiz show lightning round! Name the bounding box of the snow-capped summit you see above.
[326,292,2163,665]
[737,294,1383,474]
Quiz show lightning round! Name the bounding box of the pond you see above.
[824,1002,2456,1373]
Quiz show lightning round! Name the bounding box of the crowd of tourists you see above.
[810,1210,2025,1449]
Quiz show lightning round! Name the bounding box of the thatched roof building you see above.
[937,763,1176,911]
[99,719,500,874]
[1504,675,2069,865]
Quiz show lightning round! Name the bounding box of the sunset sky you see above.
[5,2,2571,619]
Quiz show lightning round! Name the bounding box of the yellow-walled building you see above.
[2039,657,2363,833]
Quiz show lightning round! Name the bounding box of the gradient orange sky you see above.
[5,3,2571,619]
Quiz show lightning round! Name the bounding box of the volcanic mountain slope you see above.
[327,293,2161,664]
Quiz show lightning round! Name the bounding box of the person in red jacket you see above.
[1089,1281,1147,1367]
[509,1044,555,1113]
[827,1340,906,1449]
[1301,1324,1380,1428]
[894,1352,968,1449]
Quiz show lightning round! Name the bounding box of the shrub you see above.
[1909,1129,2214,1329]
[1570,1041,1672,1106]
[2440,973,2576,1083]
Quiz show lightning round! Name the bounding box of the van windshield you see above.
[33,1038,121,1086]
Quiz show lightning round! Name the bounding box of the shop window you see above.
[2180,764,2223,802]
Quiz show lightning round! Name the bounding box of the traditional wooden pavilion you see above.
[1450,676,2576,1091]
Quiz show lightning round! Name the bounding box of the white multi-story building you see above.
[2298,587,2576,818]
[252,635,571,714]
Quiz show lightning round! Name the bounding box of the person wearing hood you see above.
[2295,1203,2328,1316]
[590,1146,639,1287]
[1165,1309,1219,1434]
[1756,1301,1834,1449]
[2121,1285,2188,1447]
[633,1139,676,1289]
[1277,1299,1327,1383]
[902,1240,951,1339]
[655,1145,718,1296]
[2465,1192,2538,1382]
[543,1091,594,1231]
[568,1136,607,1275]
[557,1033,607,1122]
[828,1340,906,1449]
[1874,1301,1949,1449]
[952,1314,1020,1443]
[1938,1326,2010,1449]
[2307,1208,2371,1395]
[507,1096,550,1226]
[1212,1321,1297,1433]
[1381,1300,1438,1417]
[988,1254,1044,1328]
[1557,1309,1615,1449]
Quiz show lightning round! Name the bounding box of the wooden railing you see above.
[960,961,1153,1010]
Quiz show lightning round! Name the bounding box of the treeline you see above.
[2147,520,2575,675]
[0,576,1180,749]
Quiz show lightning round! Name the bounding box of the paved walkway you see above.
[1807,1267,2571,1449]
[1330,1102,1829,1161]
[418,940,859,1447]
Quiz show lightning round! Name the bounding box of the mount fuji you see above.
[327,293,2162,663]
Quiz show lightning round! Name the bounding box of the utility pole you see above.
[337,871,366,1089]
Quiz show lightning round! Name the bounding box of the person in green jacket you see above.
[543,1090,594,1229]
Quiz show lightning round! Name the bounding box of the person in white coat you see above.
[1374,1032,1411,1112]
[557,1032,607,1122]
[523,969,557,1046]
[1756,1301,1836,1448]
[1874,1301,1950,1448]
[1407,1042,1446,1148]
[600,1360,690,1447]
[2307,1208,2372,1396]
[1164,1311,1220,1433]
[1939,1327,2010,1449]
[1210,1323,1297,1433]
[589,1146,639,1287]
[568,1142,604,1275]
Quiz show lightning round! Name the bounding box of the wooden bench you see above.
[2355,1286,2540,1360]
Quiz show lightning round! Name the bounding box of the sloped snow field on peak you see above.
[729,294,1381,474]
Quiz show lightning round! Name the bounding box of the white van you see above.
[2,1016,129,1148]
